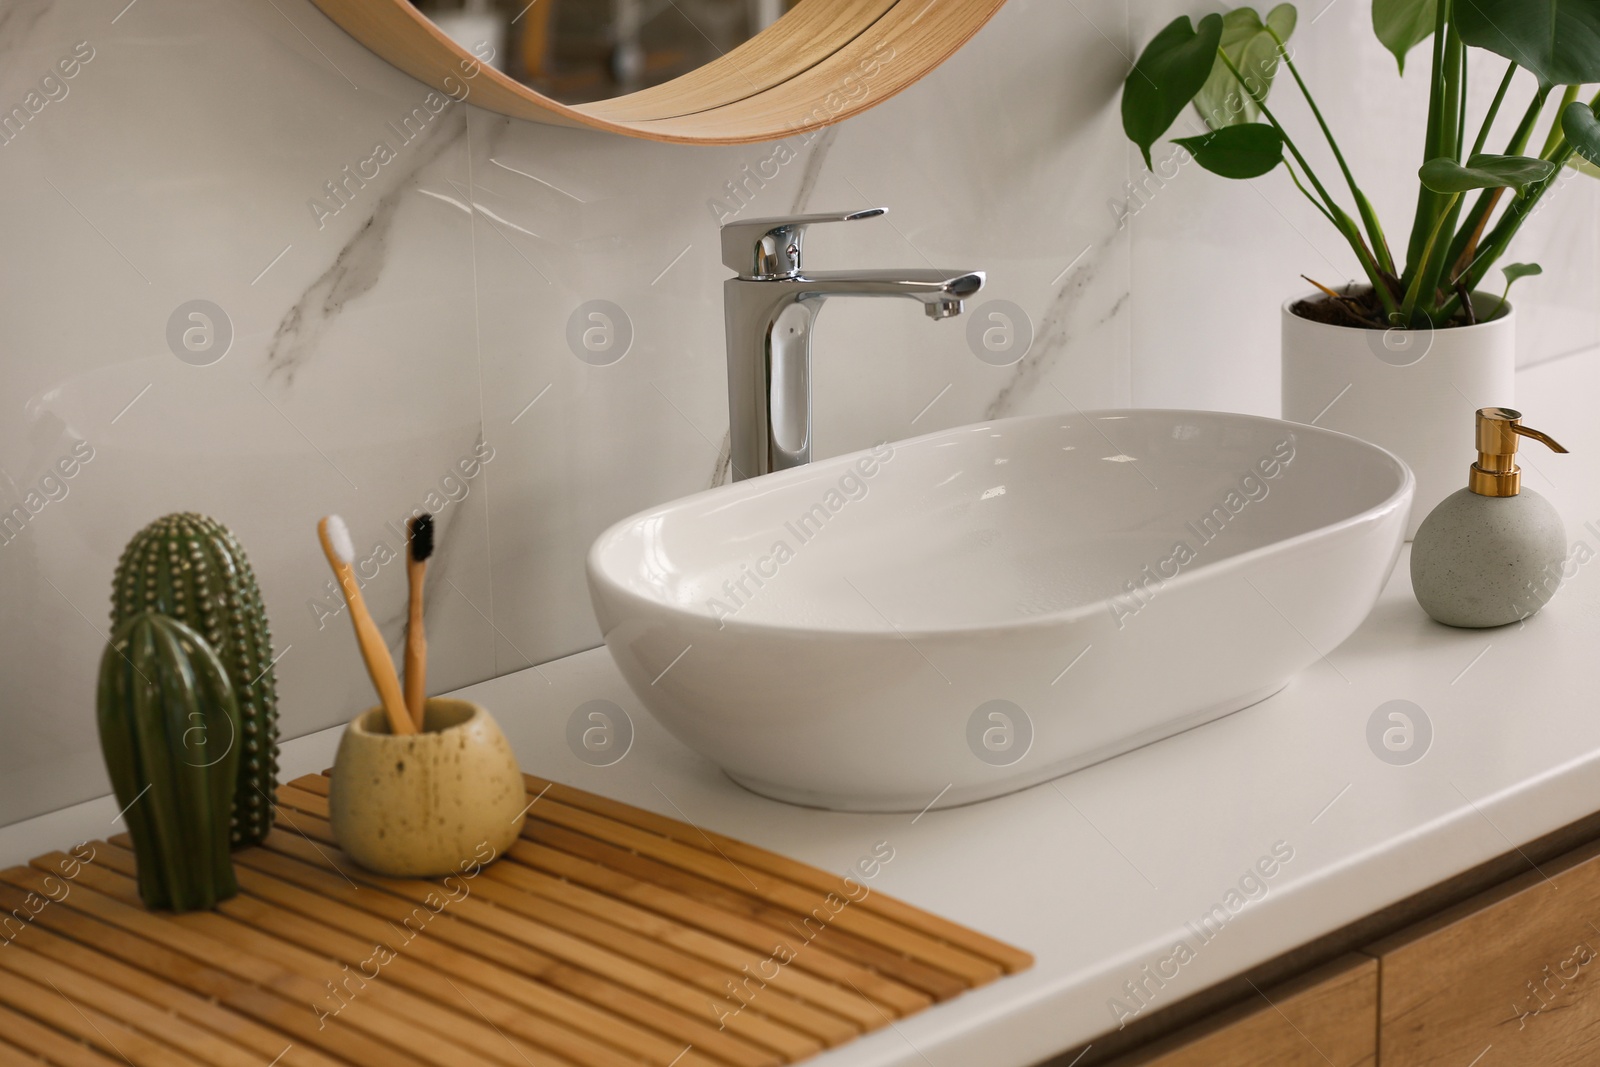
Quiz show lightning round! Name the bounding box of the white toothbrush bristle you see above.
[325,515,355,564]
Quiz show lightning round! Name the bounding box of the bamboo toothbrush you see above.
[318,515,415,736]
[404,513,433,730]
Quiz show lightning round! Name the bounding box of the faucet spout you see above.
[798,268,986,301]
[798,269,984,320]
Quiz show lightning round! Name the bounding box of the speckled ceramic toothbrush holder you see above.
[329,698,527,878]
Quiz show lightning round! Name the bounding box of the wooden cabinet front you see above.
[1107,955,1376,1067]
[1370,836,1600,1066]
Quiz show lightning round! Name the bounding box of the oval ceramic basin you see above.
[588,410,1412,811]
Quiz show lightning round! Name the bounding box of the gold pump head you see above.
[1468,407,1568,497]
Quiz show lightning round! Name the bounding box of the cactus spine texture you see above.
[112,513,279,847]
[97,612,241,911]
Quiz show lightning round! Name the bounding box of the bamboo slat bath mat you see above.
[0,772,1031,1067]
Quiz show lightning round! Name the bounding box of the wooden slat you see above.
[267,825,817,1062]
[235,802,844,1052]
[232,844,720,1067]
[526,797,1002,981]
[284,779,960,1000]
[298,774,1008,985]
[516,813,968,999]
[0,964,210,1067]
[282,779,957,1007]
[0,867,411,1067]
[227,847,696,1067]
[4,862,439,1067]
[458,855,859,1046]
[0,940,266,1067]
[43,854,479,1067]
[252,812,796,1062]
[76,847,576,1067]
[505,837,932,1016]
[517,773,1032,973]
[0,999,126,1067]
[0,771,1031,1067]
[89,838,576,1067]
[309,770,1018,972]
[482,850,884,1028]
[0,863,425,1067]
[272,786,933,1018]
[556,796,992,972]
[253,824,786,1067]
[0,884,337,1067]
[0,1033,53,1067]
[263,791,828,1059]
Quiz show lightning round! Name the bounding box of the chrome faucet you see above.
[721,208,984,480]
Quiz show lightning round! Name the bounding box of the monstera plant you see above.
[1122,0,1600,539]
[1123,0,1600,330]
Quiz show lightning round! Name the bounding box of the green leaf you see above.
[1372,0,1436,74]
[1194,5,1298,129]
[1173,123,1286,178]
[1123,13,1226,169]
[1568,154,1600,179]
[1561,99,1600,167]
[1493,262,1542,317]
[1418,153,1558,192]
[1455,0,1600,87]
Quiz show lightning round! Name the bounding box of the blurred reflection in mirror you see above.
[413,0,795,105]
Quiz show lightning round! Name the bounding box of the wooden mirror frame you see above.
[306,0,1007,144]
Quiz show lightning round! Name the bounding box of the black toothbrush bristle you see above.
[410,513,434,562]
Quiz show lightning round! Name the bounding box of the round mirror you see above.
[306,0,1008,144]
[414,0,796,106]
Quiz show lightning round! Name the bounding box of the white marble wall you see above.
[1,0,1594,826]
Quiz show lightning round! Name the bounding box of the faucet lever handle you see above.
[720,208,886,278]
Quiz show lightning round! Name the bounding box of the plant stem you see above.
[1267,26,1394,274]
[1403,0,1455,285]
[1284,160,1337,225]
[1438,61,1516,296]
[1216,50,1399,318]
[1491,278,1513,320]
[1400,191,1462,323]
[1470,61,1516,157]
[1502,90,1549,157]
[1408,19,1466,322]
[1541,85,1581,157]
[1460,140,1573,291]
[1443,89,1600,315]
[1442,85,1554,287]
[1216,52,1336,215]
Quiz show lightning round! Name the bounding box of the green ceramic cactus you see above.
[97,612,241,911]
[111,513,279,847]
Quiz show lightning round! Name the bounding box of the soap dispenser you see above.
[1411,407,1569,628]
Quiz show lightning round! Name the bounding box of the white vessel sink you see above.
[587,410,1412,811]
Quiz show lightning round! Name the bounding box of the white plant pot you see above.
[1282,293,1515,539]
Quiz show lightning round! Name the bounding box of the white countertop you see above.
[8,349,1600,1067]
